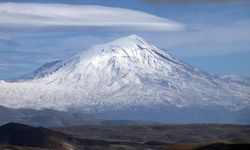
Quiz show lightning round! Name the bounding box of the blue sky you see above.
[0,0,250,79]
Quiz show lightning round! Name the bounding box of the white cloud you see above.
[0,2,186,31]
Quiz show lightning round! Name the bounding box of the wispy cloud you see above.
[0,63,28,69]
[0,2,186,32]
[0,38,19,47]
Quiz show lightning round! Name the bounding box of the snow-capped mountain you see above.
[1,35,250,123]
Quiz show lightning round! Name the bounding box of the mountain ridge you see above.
[0,35,249,123]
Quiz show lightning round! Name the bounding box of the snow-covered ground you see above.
[0,35,250,123]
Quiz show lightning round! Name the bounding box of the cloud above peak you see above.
[0,2,186,32]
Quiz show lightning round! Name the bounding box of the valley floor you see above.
[0,123,250,150]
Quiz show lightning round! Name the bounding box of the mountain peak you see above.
[75,34,162,65]
[89,34,151,53]
[75,34,176,71]
[110,34,146,45]
[119,34,143,40]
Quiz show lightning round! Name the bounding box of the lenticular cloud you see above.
[0,2,185,31]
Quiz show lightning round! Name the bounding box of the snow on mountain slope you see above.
[0,35,250,122]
